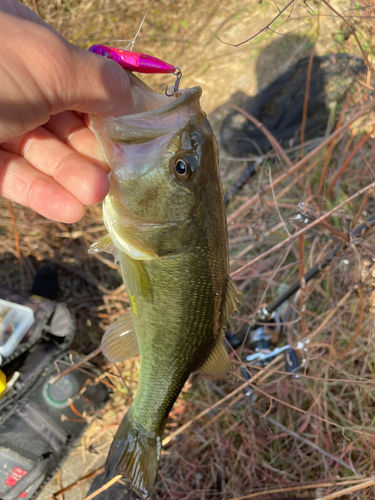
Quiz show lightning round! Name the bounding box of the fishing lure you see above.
[89,44,182,94]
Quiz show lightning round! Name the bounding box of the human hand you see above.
[0,0,135,223]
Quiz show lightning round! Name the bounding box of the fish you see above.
[89,73,241,499]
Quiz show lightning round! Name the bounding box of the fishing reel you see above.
[226,310,300,394]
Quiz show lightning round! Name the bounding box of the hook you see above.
[165,67,182,97]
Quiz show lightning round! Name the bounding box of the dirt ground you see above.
[2,0,375,499]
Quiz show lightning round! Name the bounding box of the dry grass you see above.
[3,0,375,499]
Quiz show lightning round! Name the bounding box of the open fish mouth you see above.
[128,72,202,116]
[91,73,202,146]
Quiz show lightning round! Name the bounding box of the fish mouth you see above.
[91,74,203,144]
[127,72,202,118]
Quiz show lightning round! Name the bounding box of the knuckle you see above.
[52,152,77,181]
[18,127,45,156]
[26,177,43,210]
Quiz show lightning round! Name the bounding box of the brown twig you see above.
[83,475,122,500]
[230,178,375,277]
[320,0,375,83]
[227,97,375,223]
[162,354,284,446]
[351,189,372,228]
[203,358,285,430]
[317,94,350,197]
[307,289,353,342]
[230,106,294,170]
[56,470,64,500]
[227,478,371,500]
[252,409,359,474]
[318,478,375,500]
[51,347,102,384]
[245,379,375,437]
[275,156,321,201]
[50,467,105,500]
[300,46,315,157]
[68,398,85,418]
[339,284,364,359]
[326,126,375,196]
[268,168,290,236]
[216,0,294,47]
[298,229,307,336]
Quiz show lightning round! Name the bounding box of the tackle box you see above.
[0,299,35,364]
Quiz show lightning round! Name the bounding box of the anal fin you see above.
[102,313,139,363]
[198,337,231,375]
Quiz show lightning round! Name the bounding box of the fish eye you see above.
[174,158,191,181]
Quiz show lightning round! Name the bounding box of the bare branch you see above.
[216,0,294,47]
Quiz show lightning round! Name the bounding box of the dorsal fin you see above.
[102,314,139,363]
[198,337,231,375]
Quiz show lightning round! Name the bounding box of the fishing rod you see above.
[227,212,375,377]
[224,165,375,369]
[257,212,375,319]
[224,161,257,207]
[223,140,324,206]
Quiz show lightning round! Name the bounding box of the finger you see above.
[0,149,86,223]
[44,111,109,173]
[2,127,109,206]
[0,0,49,27]
[54,44,136,118]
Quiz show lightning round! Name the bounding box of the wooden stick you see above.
[83,475,122,500]
[50,467,105,500]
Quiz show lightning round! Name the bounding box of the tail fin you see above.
[105,409,161,499]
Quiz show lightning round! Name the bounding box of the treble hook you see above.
[165,68,182,97]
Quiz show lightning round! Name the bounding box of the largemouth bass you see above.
[89,74,240,498]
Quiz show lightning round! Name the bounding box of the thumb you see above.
[54,43,136,118]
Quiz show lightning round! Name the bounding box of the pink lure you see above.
[89,44,177,74]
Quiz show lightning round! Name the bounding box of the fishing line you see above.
[259,212,375,318]
[225,173,375,319]
[109,0,156,51]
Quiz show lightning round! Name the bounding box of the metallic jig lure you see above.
[89,44,182,94]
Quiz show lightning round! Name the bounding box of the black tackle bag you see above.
[0,289,109,500]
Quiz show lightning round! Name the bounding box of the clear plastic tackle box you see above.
[0,299,35,364]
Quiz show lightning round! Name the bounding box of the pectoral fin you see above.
[198,337,231,375]
[102,314,139,363]
[120,254,152,301]
[222,278,242,326]
[89,234,119,263]
[103,202,158,261]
